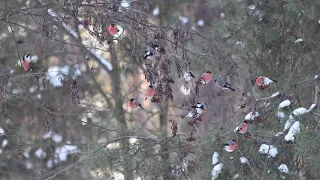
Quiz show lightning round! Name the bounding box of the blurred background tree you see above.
[0,0,319,180]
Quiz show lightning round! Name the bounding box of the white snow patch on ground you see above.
[0,127,4,134]
[2,139,8,148]
[278,164,289,173]
[153,7,159,16]
[240,157,248,164]
[245,111,259,120]
[259,144,278,158]
[294,38,303,43]
[89,49,113,71]
[47,66,70,87]
[285,121,300,142]
[23,151,30,158]
[55,145,78,161]
[277,111,286,119]
[35,148,47,159]
[248,5,256,10]
[212,152,219,165]
[47,159,54,169]
[197,19,204,26]
[43,131,63,143]
[212,163,223,180]
[179,16,189,24]
[279,100,291,109]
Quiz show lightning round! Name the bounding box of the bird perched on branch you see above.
[198,71,212,85]
[145,85,156,99]
[128,98,144,111]
[144,44,159,60]
[234,121,248,133]
[184,71,195,82]
[23,53,36,72]
[191,103,207,115]
[108,24,120,36]
[214,78,235,91]
[223,140,238,152]
[256,76,277,90]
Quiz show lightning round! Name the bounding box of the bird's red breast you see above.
[239,121,248,133]
[23,61,30,71]
[256,76,264,86]
[108,25,119,36]
[201,73,212,84]
[128,101,139,110]
[146,87,156,98]
[225,141,238,152]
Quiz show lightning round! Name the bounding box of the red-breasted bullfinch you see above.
[199,71,212,85]
[81,19,89,27]
[128,98,144,111]
[108,24,119,36]
[256,76,277,90]
[184,71,195,82]
[145,85,156,99]
[214,78,235,91]
[191,103,207,114]
[23,53,32,72]
[224,140,238,152]
[144,44,159,59]
[234,121,248,133]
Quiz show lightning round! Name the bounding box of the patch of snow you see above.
[212,163,223,180]
[220,13,225,19]
[47,159,54,169]
[121,1,130,8]
[2,139,8,148]
[26,162,32,169]
[180,85,191,95]
[197,19,204,26]
[31,55,38,62]
[315,74,319,79]
[292,107,308,116]
[129,137,138,144]
[285,121,300,142]
[29,86,36,93]
[278,164,289,173]
[55,145,78,162]
[233,173,240,179]
[89,49,113,71]
[294,38,303,43]
[43,131,63,143]
[275,132,284,136]
[153,7,159,16]
[179,16,189,24]
[212,152,219,165]
[308,104,317,112]
[272,92,280,97]
[259,144,278,158]
[47,66,70,87]
[0,127,4,134]
[37,94,42,99]
[284,115,295,131]
[245,111,259,120]
[35,148,47,159]
[23,151,30,158]
[240,157,248,164]
[10,69,14,74]
[277,111,286,119]
[0,149,2,155]
[279,100,291,109]
[248,5,256,10]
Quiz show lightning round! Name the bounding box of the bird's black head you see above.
[243,120,248,123]
[149,85,153,88]
[207,71,211,74]
[129,98,134,102]
[111,24,115,27]
[232,139,236,142]
[188,72,195,78]
[214,79,217,82]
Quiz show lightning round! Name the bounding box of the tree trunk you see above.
[109,45,134,180]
